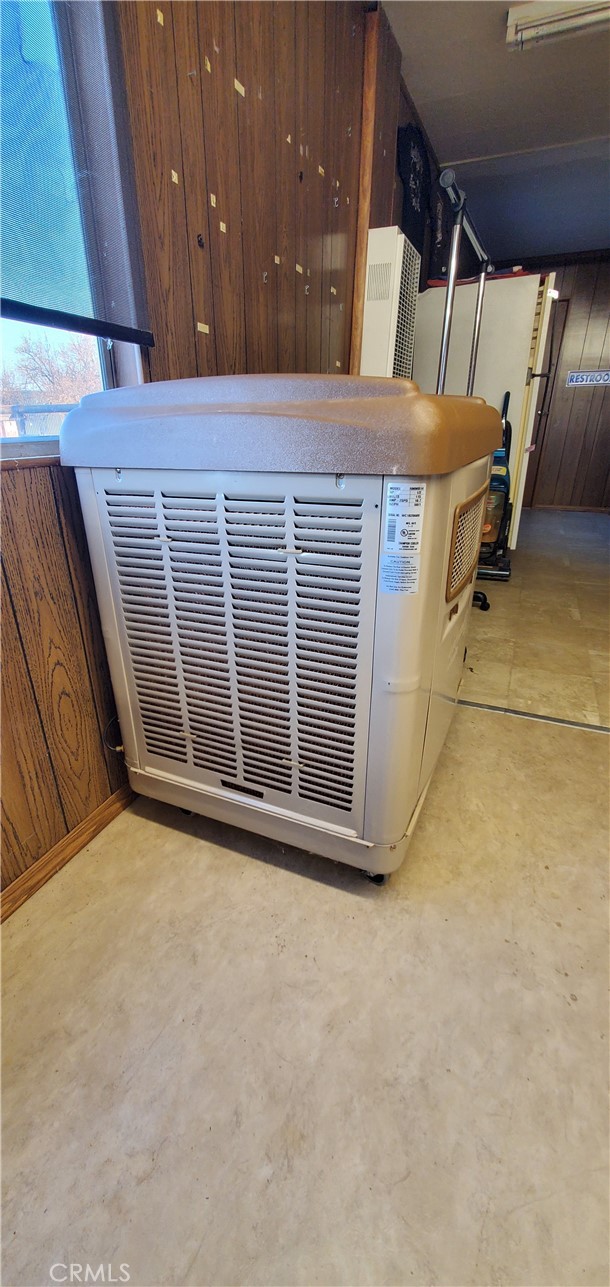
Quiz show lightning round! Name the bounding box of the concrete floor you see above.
[3,513,609,1287]
[465,510,609,726]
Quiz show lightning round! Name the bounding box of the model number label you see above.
[384,482,426,553]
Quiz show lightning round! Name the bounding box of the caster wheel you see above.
[473,590,490,612]
[180,808,195,817]
[362,870,388,886]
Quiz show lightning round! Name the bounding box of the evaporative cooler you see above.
[60,375,500,877]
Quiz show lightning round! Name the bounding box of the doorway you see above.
[523,260,609,511]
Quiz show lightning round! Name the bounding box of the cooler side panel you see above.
[363,474,450,845]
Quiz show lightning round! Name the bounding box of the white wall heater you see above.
[360,226,421,379]
[61,375,500,878]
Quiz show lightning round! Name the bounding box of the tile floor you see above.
[2,510,609,1287]
[465,510,609,726]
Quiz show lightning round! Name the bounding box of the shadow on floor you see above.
[127,793,387,901]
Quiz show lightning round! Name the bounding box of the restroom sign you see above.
[566,369,610,386]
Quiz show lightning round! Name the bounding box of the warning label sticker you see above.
[379,552,421,595]
[384,482,426,553]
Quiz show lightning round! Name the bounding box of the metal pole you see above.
[466,263,488,396]
[436,209,463,395]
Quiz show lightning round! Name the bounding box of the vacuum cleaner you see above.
[477,389,512,582]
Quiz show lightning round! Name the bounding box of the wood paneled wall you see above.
[350,5,402,371]
[368,8,402,233]
[524,260,610,510]
[118,0,366,384]
[1,460,130,911]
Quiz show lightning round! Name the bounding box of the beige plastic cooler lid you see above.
[60,373,502,475]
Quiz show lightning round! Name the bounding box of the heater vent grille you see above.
[366,260,392,302]
[102,475,380,828]
[392,236,420,379]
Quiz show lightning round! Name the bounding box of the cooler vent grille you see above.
[106,489,187,763]
[104,484,372,820]
[225,495,292,795]
[294,498,363,813]
[162,492,237,779]
[446,483,488,602]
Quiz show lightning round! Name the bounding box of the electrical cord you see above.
[103,715,124,753]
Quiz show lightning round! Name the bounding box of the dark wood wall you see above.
[350,5,402,371]
[118,0,366,384]
[1,459,130,913]
[524,260,610,510]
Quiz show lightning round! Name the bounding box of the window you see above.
[1,0,150,444]
[1,318,104,440]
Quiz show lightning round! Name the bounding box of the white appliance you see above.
[360,227,421,379]
[61,374,499,877]
[413,274,555,547]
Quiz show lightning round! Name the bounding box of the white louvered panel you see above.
[366,260,392,302]
[293,498,363,812]
[161,491,237,780]
[392,235,420,379]
[224,495,292,795]
[98,470,382,831]
[104,489,188,763]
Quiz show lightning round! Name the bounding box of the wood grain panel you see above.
[369,6,401,232]
[535,263,595,504]
[197,0,246,374]
[2,469,111,831]
[118,2,197,382]
[581,306,610,507]
[340,3,365,376]
[531,260,609,510]
[305,2,326,373]
[327,2,347,376]
[294,1,309,372]
[1,786,133,921]
[551,263,600,507]
[350,6,379,374]
[50,466,127,795]
[171,0,217,377]
[118,0,365,380]
[1,576,66,888]
[329,1,362,376]
[273,1,297,373]
[234,1,278,373]
[321,1,338,374]
[569,262,610,506]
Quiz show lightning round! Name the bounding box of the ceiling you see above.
[384,1,610,263]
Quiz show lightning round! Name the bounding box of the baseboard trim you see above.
[1,785,134,922]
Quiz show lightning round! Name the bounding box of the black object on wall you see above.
[397,124,431,256]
